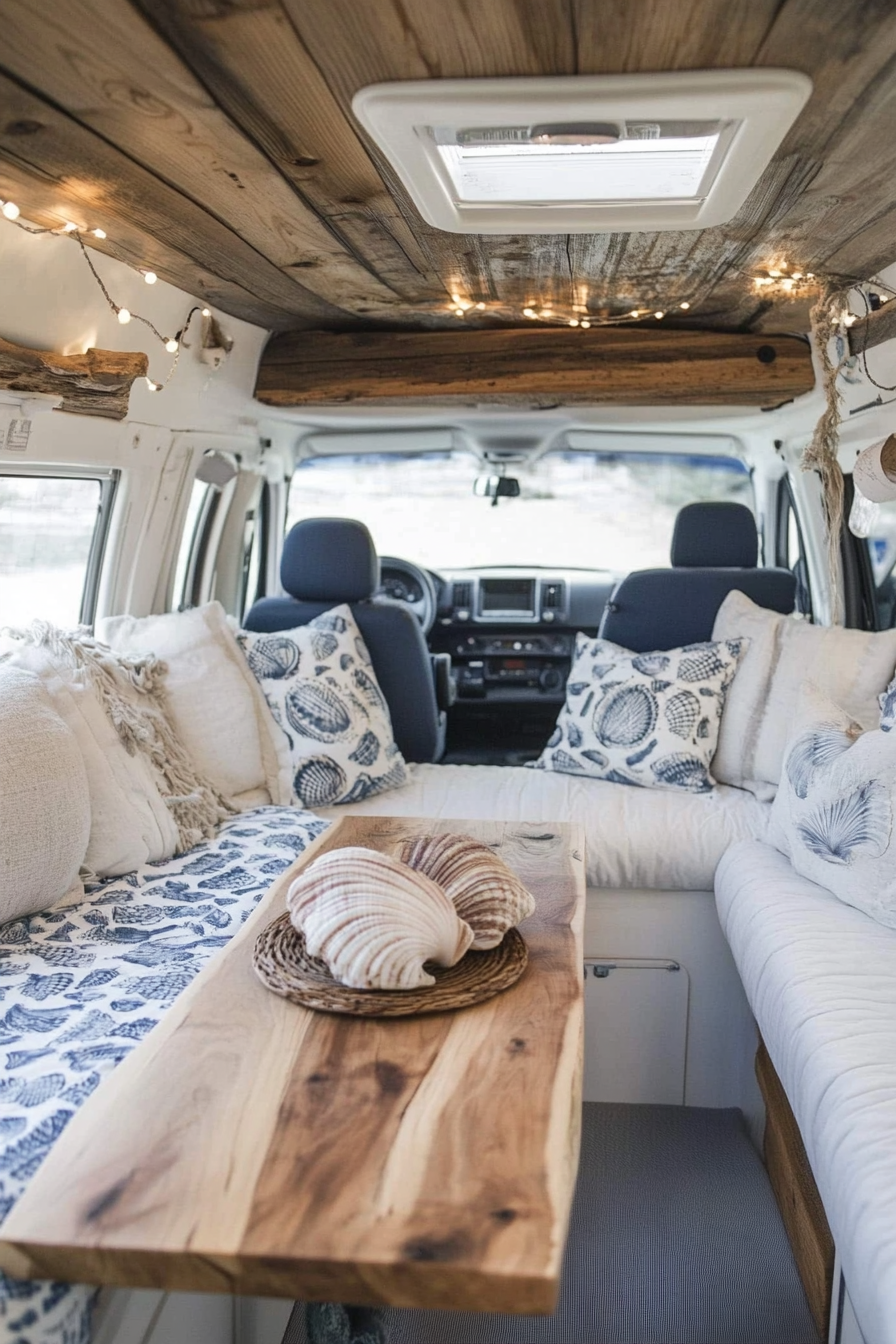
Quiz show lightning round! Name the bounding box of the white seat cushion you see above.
[716,839,896,1344]
[320,763,770,890]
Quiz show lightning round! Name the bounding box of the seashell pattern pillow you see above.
[238,606,408,808]
[529,634,746,793]
[769,681,896,930]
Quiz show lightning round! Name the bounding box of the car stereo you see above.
[479,577,536,617]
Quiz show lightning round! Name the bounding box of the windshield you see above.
[287,449,753,572]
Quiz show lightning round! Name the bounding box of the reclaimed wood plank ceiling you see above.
[0,0,894,335]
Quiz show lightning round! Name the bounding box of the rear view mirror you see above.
[474,474,521,506]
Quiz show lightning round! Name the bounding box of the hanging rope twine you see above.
[802,284,851,623]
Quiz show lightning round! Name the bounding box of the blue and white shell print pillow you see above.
[879,673,896,731]
[769,682,896,929]
[238,606,408,808]
[530,635,746,793]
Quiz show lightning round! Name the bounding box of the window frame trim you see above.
[0,464,119,629]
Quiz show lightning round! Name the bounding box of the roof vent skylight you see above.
[353,71,812,234]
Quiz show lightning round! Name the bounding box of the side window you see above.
[0,471,116,628]
[776,477,812,617]
[864,499,896,629]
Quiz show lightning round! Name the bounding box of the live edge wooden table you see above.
[0,816,586,1315]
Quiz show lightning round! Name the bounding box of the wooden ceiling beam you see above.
[0,336,147,419]
[0,0,408,320]
[0,70,338,331]
[256,327,815,408]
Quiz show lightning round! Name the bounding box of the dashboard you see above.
[379,561,619,708]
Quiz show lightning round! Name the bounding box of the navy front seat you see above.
[243,518,445,762]
[598,501,797,652]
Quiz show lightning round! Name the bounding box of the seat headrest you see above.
[280,518,378,602]
[670,502,758,568]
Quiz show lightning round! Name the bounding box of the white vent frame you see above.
[352,70,812,235]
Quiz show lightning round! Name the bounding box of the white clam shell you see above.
[396,834,536,950]
[286,846,474,991]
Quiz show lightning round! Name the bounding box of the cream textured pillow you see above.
[712,590,896,799]
[238,605,408,808]
[768,682,896,929]
[98,602,292,808]
[0,666,90,920]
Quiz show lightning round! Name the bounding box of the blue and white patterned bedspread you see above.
[0,806,326,1344]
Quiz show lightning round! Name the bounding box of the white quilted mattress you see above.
[324,762,771,890]
[716,840,896,1344]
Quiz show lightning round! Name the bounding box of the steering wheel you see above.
[375,556,438,635]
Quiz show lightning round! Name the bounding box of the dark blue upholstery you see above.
[245,519,443,763]
[671,502,758,568]
[280,516,378,602]
[598,569,796,652]
[599,501,796,652]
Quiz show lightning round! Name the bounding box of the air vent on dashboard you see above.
[541,580,565,622]
[452,580,473,612]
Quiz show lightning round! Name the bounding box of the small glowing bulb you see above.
[63,221,78,233]
[117,307,131,324]
[629,309,641,317]
[523,307,536,318]
[781,278,794,291]
[654,310,665,320]
[454,308,465,317]
[475,301,486,310]
[540,308,553,317]
[679,301,690,310]
[791,271,803,280]
[806,273,815,280]
[768,268,781,278]
[145,377,161,391]
[143,271,157,285]
[93,228,107,239]
[580,319,591,329]
[569,318,579,326]
[1,200,20,220]
[165,338,178,352]
[201,307,211,317]
[451,293,461,304]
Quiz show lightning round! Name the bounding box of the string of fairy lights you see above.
[0,195,214,391]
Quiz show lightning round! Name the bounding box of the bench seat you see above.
[0,807,324,1344]
[716,839,896,1344]
[322,763,771,891]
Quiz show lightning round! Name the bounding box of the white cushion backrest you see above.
[98,602,291,808]
[0,640,178,878]
[0,665,90,919]
[712,590,896,799]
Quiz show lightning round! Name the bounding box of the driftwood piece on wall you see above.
[256,327,816,408]
[847,303,896,358]
[0,336,148,420]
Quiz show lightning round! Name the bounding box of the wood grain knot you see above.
[490,1208,518,1224]
[509,1038,528,1054]
[306,1072,330,1085]
[401,1232,471,1262]
[85,1177,131,1222]
[374,1061,406,1096]
[4,119,43,136]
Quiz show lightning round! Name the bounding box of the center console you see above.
[438,629,574,703]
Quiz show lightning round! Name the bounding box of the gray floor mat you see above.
[283,1102,819,1344]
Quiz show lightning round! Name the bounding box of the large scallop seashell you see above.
[593,684,657,747]
[786,726,856,800]
[287,847,474,990]
[650,753,711,791]
[797,782,891,865]
[396,834,535,950]
[285,680,353,742]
